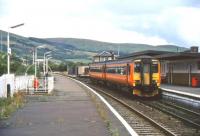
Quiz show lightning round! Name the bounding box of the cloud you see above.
[101,0,199,15]
[0,0,200,47]
[109,5,200,46]
[175,7,200,45]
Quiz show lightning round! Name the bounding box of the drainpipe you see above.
[189,64,192,86]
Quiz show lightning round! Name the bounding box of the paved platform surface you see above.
[0,75,110,136]
[161,84,200,98]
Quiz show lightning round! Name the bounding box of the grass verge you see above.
[82,85,120,136]
[0,92,25,119]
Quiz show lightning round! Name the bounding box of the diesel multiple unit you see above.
[89,56,161,97]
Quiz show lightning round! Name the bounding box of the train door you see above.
[102,64,106,80]
[142,63,151,85]
[134,61,141,84]
[126,63,130,84]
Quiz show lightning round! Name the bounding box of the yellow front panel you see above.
[152,73,160,86]
[133,73,140,86]
[134,73,140,80]
[143,73,150,85]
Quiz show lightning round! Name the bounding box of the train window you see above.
[106,68,115,73]
[134,62,141,72]
[106,66,127,75]
[143,64,150,73]
[152,64,158,73]
[90,67,102,72]
[122,67,127,75]
[118,67,123,75]
[117,67,121,74]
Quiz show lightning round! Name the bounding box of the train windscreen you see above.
[152,62,158,73]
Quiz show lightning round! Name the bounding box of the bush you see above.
[0,92,25,119]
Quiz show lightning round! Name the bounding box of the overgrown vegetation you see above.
[81,85,120,136]
[0,92,25,119]
[0,52,35,76]
[0,51,89,77]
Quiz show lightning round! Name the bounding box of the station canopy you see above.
[155,52,200,60]
[118,50,200,61]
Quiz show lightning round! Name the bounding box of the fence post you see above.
[7,84,11,97]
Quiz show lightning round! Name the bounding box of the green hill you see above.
[45,38,187,53]
[0,30,188,63]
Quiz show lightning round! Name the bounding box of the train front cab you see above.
[132,58,160,97]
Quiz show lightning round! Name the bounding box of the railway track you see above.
[74,76,200,135]
[140,100,200,129]
[90,86,177,136]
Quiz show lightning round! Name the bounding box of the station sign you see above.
[8,48,11,55]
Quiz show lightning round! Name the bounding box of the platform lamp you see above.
[7,23,24,74]
[43,51,52,76]
[46,56,52,75]
[34,45,47,78]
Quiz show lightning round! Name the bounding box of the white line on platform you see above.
[161,87,200,99]
[69,77,138,136]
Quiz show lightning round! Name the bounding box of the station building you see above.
[93,51,116,62]
[157,47,200,86]
[118,46,200,87]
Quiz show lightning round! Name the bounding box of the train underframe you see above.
[90,77,161,98]
[131,85,160,97]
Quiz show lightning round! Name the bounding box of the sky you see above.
[0,0,200,47]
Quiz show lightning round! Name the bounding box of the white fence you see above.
[48,77,54,94]
[0,74,15,97]
[0,74,34,98]
[15,75,34,92]
[0,74,55,97]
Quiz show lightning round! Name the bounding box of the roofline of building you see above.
[118,50,173,59]
[155,52,200,60]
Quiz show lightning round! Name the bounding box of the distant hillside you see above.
[0,30,188,63]
[46,38,187,53]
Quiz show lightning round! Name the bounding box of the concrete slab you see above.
[161,84,200,98]
[0,75,110,136]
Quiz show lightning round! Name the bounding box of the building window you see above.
[198,61,200,70]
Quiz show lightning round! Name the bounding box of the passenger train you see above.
[89,56,161,97]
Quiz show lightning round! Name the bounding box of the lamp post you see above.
[43,51,52,76]
[7,23,24,74]
[34,48,37,78]
[43,51,52,92]
[46,56,52,75]
[34,45,46,78]
[1,31,2,52]
[44,56,52,93]
[33,45,46,92]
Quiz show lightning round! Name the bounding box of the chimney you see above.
[190,46,198,53]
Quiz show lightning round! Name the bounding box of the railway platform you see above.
[160,84,200,109]
[0,75,111,136]
[160,84,200,99]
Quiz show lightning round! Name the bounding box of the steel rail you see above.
[90,85,177,136]
[161,101,200,116]
[142,101,200,129]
